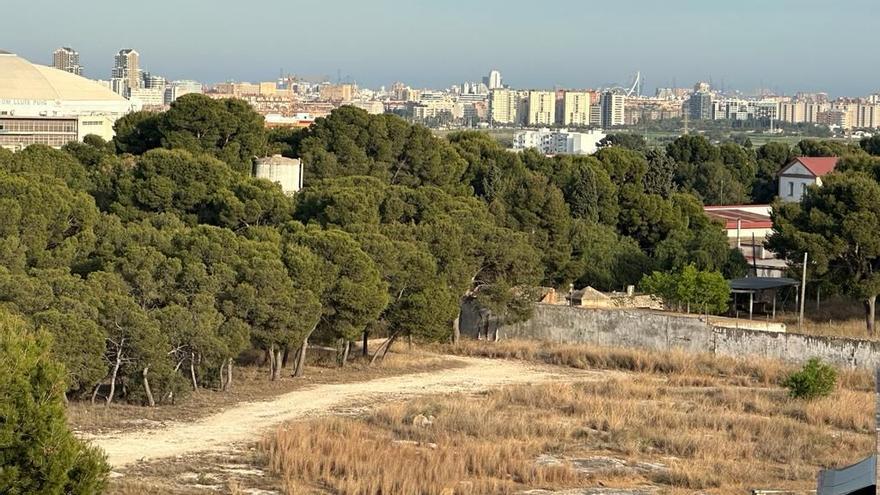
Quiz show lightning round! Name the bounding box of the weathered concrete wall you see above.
[470,304,880,369]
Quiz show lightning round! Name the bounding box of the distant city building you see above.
[513,128,606,155]
[411,98,455,120]
[319,83,355,102]
[128,87,166,108]
[488,88,520,125]
[688,91,713,120]
[213,82,260,96]
[600,92,625,127]
[111,49,140,96]
[349,100,385,115]
[164,80,203,105]
[484,69,503,90]
[253,155,303,195]
[693,81,711,93]
[527,90,556,126]
[259,81,277,96]
[562,91,592,126]
[141,71,166,89]
[778,157,839,202]
[52,47,82,76]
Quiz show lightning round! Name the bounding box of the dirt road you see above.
[87,356,587,468]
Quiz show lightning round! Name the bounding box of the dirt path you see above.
[86,356,592,468]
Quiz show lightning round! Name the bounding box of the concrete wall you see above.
[467,304,880,369]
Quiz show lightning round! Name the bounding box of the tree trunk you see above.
[90,379,103,405]
[190,352,198,390]
[281,347,290,369]
[339,341,351,367]
[362,330,369,357]
[293,324,318,378]
[272,347,283,381]
[106,353,122,406]
[143,367,155,407]
[226,358,233,391]
[268,344,276,380]
[452,312,461,344]
[294,338,308,377]
[866,295,877,336]
[219,360,226,391]
[371,331,400,365]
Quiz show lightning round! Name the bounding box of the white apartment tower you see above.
[52,47,83,76]
[111,49,141,96]
[563,91,592,126]
[527,90,556,126]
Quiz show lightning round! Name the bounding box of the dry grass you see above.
[260,340,876,494]
[435,339,873,392]
[263,374,873,495]
[69,347,460,434]
[777,296,876,340]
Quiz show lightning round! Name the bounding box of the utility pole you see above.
[799,252,808,332]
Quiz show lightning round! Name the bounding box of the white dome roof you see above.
[0,51,127,103]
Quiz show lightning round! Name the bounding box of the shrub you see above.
[783,358,837,400]
[0,310,109,494]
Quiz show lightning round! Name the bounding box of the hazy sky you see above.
[4,0,878,96]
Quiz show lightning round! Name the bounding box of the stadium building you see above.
[0,50,140,150]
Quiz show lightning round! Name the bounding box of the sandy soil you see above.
[86,355,583,468]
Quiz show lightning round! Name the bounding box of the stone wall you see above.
[466,303,880,369]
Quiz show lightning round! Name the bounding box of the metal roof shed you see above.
[816,454,875,495]
[729,277,800,320]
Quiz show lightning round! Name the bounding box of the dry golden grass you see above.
[263,341,876,495]
[436,339,873,392]
[776,296,877,340]
[263,381,872,494]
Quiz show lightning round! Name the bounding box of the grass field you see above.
[263,341,875,495]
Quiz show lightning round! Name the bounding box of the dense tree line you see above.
[768,138,880,333]
[4,98,863,410]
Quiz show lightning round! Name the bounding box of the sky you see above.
[3,0,878,96]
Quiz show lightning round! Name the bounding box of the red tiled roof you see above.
[703,206,773,230]
[787,156,839,177]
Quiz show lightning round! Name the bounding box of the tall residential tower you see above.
[111,49,140,96]
[52,47,82,75]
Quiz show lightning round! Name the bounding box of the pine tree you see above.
[0,310,109,494]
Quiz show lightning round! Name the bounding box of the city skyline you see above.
[4,0,880,96]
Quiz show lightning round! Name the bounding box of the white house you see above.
[777,156,839,202]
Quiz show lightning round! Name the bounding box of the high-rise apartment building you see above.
[600,92,625,127]
[688,91,713,120]
[52,47,82,75]
[111,49,141,96]
[562,91,592,126]
[527,90,556,126]
[489,89,519,125]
